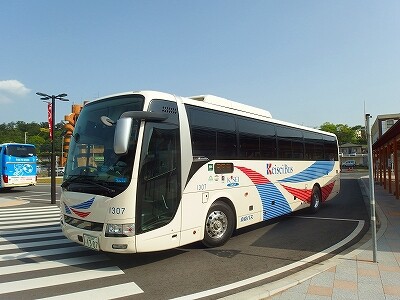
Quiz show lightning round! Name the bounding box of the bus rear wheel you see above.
[202,201,235,248]
[310,185,322,213]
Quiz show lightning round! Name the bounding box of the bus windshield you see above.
[63,95,144,197]
[5,145,36,157]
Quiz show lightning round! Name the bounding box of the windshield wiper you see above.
[61,175,86,188]
[84,180,116,194]
[61,175,116,194]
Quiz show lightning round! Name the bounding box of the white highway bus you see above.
[60,91,340,253]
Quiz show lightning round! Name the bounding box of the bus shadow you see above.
[106,248,188,269]
[0,187,29,194]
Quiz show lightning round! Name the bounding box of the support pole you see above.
[366,113,378,262]
[51,96,56,205]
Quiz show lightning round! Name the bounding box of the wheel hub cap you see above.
[206,211,228,239]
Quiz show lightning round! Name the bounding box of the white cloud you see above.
[0,80,31,103]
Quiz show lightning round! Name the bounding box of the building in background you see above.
[373,115,400,200]
[339,143,368,167]
[371,113,400,143]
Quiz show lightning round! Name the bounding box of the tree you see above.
[0,121,65,162]
[319,122,365,145]
[351,125,367,145]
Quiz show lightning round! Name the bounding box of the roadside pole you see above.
[365,113,378,262]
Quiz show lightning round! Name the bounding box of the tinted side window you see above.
[238,118,275,136]
[304,132,324,160]
[238,118,276,160]
[260,136,277,159]
[188,106,237,160]
[324,136,338,161]
[277,139,292,159]
[192,129,216,159]
[191,130,237,160]
[292,140,304,159]
[239,134,260,158]
[186,105,337,162]
[188,107,235,131]
[276,126,304,160]
[217,132,237,158]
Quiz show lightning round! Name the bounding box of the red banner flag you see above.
[48,102,53,140]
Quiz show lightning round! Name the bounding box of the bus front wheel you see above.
[202,201,235,248]
[310,185,322,213]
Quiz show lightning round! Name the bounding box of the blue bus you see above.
[0,143,37,190]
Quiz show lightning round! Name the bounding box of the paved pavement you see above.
[0,197,29,207]
[222,177,400,300]
[2,177,400,300]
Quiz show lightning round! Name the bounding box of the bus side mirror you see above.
[114,118,132,155]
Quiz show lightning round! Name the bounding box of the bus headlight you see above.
[105,223,135,237]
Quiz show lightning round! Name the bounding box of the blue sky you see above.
[1,1,399,128]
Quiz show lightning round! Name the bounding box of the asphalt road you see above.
[0,173,369,299]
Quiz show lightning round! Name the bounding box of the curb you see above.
[37,177,63,184]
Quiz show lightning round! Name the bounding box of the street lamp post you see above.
[36,92,69,204]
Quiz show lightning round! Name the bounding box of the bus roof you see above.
[92,90,336,139]
[0,143,36,147]
[188,95,272,119]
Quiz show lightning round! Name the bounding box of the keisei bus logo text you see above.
[266,163,294,175]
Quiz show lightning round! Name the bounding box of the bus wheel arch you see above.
[309,184,322,213]
[202,198,236,248]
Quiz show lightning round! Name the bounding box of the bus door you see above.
[135,122,182,248]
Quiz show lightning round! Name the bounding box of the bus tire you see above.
[310,185,322,214]
[202,201,235,248]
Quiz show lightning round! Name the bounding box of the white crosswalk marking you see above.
[0,245,91,262]
[38,282,144,300]
[0,221,60,230]
[0,225,61,235]
[0,206,60,230]
[0,255,108,275]
[0,210,59,217]
[0,231,62,242]
[0,205,144,298]
[0,206,60,213]
[0,237,75,250]
[0,217,60,226]
[0,266,124,294]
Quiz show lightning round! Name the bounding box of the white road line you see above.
[173,220,365,300]
[0,221,59,230]
[20,198,59,202]
[28,191,50,194]
[0,238,74,251]
[38,282,144,300]
[0,217,60,226]
[0,246,93,262]
[0,215,60,222]
[0,255,108,275]
[0,225,60,235]
[0,211,60,217]
[0,266,124,295]
[0,206,59,213]
[292,216,365,222]
[0,231,62,242]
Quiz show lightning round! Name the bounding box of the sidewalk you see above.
[230,178,400,300]
[0,197,29,207]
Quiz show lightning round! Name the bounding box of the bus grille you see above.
[64,215,103,231]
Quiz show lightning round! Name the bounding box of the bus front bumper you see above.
[60,218,137,254]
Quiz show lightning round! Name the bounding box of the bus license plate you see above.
[83,234,99,251]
